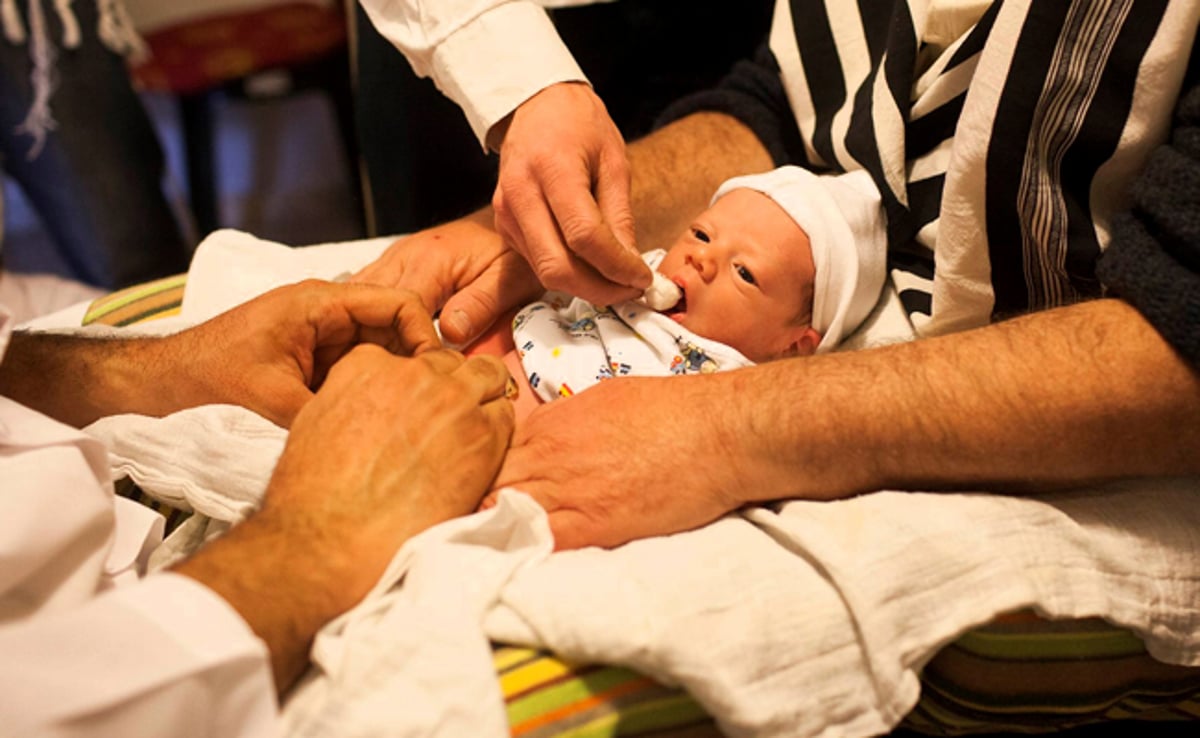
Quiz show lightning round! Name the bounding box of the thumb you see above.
[439,283,505,347]
[439,256,540,346]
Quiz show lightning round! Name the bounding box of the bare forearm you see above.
[173,512,353,694]
[0,332,188,427]
[719,299,1200,502]
[627,112,774,251]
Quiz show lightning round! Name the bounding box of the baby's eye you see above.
[735,264,757,285]
[692,228,710,243]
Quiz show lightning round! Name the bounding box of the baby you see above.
[475,166,887,418]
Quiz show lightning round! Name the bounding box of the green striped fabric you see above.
[83,273,186,327]
[495,614,1200,737]
[498,646,717,737]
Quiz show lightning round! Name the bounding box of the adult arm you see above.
[494,298,1200,549]
[176,347,514,691]
[493,76,1200,549]
[0,280,439,428]
[353,109,774,346]
[351,31,791,341]
[0,346,513,731]
[357,0,648,303]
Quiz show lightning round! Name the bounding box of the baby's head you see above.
[657,166,886,362]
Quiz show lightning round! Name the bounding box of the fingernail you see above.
[444,309,472,340]
[505,375,519,400]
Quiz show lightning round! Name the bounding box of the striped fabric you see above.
[495,612,1200,737]
[768,0,1000,327]
[905,611,1200,734]
[766,0,1189,334]
[497,647,716,737]
[82,273,187,327]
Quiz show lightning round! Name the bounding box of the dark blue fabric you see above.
[0,0,189,288]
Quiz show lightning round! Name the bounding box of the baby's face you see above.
[658,189,819,362]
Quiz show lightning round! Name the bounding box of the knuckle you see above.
[530,255,572,289]
[559,215,603,251]
[491,188,509,217]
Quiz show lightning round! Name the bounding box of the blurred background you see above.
[0,0,772,320]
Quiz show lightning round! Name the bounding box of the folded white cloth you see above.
[74,230,1200,737]
[284,491,554,738]
[103,410,1200,737]
[181,229,394,322]
[87,405,283,522]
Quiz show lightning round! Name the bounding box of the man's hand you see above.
[165,280,441,427]
[265,347,515,603]
[489,374,751,550]
[492,82,652,305]
[177,347,515,691]
[353,209,544,347]
[0,280,441,428]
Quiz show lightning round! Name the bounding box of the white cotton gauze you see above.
[638,271,682,311]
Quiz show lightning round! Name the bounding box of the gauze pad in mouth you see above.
[638,271,682,311]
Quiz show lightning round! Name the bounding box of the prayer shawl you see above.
[670,0,1198,336]
[2,0,145,158]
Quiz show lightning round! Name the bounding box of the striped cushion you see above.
[88,280,1200,735]
[907,611,1200,734]
[498,647,715,737]
[495,614,1200,737]
[83,274,186,327]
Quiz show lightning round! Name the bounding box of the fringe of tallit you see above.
[12,0,55,159]
[4,0,149,160]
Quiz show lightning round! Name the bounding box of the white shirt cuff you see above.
[431,2,588,148]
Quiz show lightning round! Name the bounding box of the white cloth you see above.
[713,167,888,352]
[71,229,1200,738]
[513,250,753,402]
[356,0,590,147]
[0,304,278,737]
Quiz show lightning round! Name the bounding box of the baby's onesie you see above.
[512,250,754,403]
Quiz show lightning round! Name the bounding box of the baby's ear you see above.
[782,326,822,358]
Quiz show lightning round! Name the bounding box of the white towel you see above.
[72,230,1200,737]
[86,405,1200,737]
[181,228,394,322]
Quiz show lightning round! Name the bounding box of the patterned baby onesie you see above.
[512,250,754,403]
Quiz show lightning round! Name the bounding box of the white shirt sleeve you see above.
[357,0,588,147]
[0,387,278,737]
[0,574,277,738]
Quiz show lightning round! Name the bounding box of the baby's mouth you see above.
[664,282,687,319]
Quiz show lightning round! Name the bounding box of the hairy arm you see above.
[627,111,774,251]
[0,333,185,428]
[0,281,441,428]
[498,298,1200,549]
[176,347,514,690]
[728,299,1200,504]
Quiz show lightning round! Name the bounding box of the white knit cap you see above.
[712,166,887,352]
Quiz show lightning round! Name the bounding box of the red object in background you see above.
[129,3,347,95]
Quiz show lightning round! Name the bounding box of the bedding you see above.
[73,230,1200,737]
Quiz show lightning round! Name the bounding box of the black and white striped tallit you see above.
[767,0,1198,335]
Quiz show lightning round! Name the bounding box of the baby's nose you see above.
[686,249,716,280]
